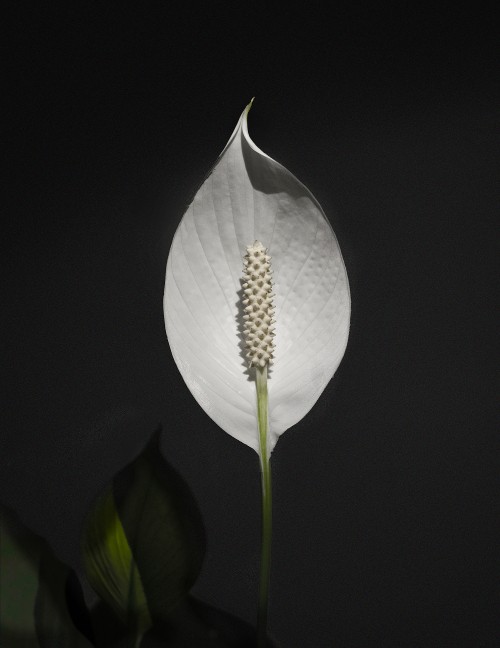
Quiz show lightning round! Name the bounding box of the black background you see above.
[2,3,498,647]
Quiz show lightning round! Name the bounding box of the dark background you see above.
[2,3,498,647]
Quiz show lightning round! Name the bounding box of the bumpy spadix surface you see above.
[242,241,275,368]
[164,102,350,454]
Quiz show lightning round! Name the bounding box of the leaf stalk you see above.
[256,365,272,648]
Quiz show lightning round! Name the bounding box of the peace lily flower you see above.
[163,100,350,645]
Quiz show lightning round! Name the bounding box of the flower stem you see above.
[256,365,272,648]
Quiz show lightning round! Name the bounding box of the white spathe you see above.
[164,101,350,455]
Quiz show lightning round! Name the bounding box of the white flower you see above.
[164,101,350,456]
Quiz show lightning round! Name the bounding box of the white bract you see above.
[164,101,350,455]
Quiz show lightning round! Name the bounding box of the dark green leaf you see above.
[82,428,205,638]
[35,550,95,647]
[0,508,39,647]
[115,433,205,624]
[0,506,93,648]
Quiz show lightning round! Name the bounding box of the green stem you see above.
[256,366,272,648]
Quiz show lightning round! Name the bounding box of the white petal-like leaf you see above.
[164,101,350,454]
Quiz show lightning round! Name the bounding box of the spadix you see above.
[242,241,276,368]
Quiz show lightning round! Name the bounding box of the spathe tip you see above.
[246,97,255,114]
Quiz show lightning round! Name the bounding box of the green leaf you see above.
[82,429,204,638]
[82,486,151,638]
[0,506,93,648]
[0,508,39,647]
[35,548,95,648]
